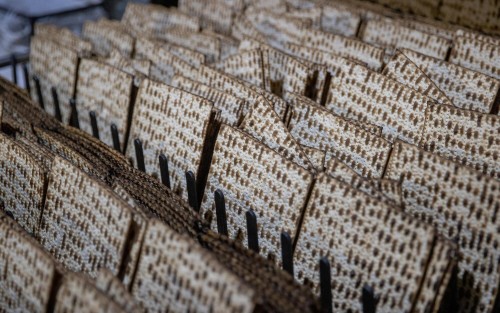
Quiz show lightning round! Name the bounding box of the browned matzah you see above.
[171,75,245,126]
[82,19,134,57]
[383,52,453,106]
[361,18,451,59]
[301,29,384,71]
[29,36,78,123]
[131,219,256,313]
[75,58,133,151]
[54,273,126,313]
[419,102,500,179]
[402,48,500,113]
[34,23,92,57]
[294,173,441,312]
[384,140,500,313]
[126,79,217,199]
[0,133,46,236]
[449,35,500,80]
[324,60,434,145]
[39,157,133,277]
[200,125,314,264]
[0,218,57,313]
[288,95,391,179]
[239,98,314,171]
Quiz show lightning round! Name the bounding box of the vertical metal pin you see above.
[214,189,228,236]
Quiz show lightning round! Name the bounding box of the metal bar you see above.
[159,153,171,189]
[320,257,332,313]
[22,63,30,95]
[281,232,294,276]
[33,75,44,109]
[362,285,377,313]
[69,98,79,129]
[11,54,17,85]
[111,124,120,152]
[134,139,146,172]
[246,210,259,253]
[89,111,99,139]
[214,189,228,236]
[51,87,62,122]
[185,171,199,211]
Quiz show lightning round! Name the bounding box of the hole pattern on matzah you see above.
[301,29,384,71]
[158,28,221,63]
[449,36,500,80]
[171,75,244,126]
[0,134,45,235]
[301,145,326,170]
[135,37,205,68]
[103,49,151,86]
[54,273,126,313]
[131,219,255,313]
[111,183,149,289]
[384,141,500,313]
[0,220,56,313]
[325,60,433,145]
[126,79,214,199]
[179,0,234,35]
[402,48,500,113]
[321,4,361,37]
[34,24,92,57]
[383,52,453,106]
[215,49,265,89]
[95,269,140,312]
[288,96,391,179]
[186,65,287,119]
[76,58,133,151]
[239,99,314,171]
[419,102,500,179]
[39,157,132,277]
[29,36,78,123]
[82,20,134,57]
[121,3,199,36]
[294,173,437,313]
[200,125,313,264]
[361,19,451,59]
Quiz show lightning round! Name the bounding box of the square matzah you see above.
[0,218,57,313]
[419,102,500,179]
[171,75,245,126]
[214,49,266,89]
[39,157,133,277]
[239,98,314,171]
[361,18,451,60]
[0,133,46,236]
[384,140,500,313]
[131,219,256,313]
[54,273,127,313]
[200,125,314,264]
[75,58,133,152]
[34,23,92,57]
[301,29,384,71]
[449,36,500,80]
[126,78,218,199]
[287,94,392,179]
[324,59,434,145]
[29,35,79,123]
[294,173,447,312]
[321,3,361,37]
[82,19,134,57]
[401,48,500,113]
[383,51,452,106]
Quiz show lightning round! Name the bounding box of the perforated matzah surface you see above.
[29,35,78,123]
[325,60,433,145]
[95,269,140,312]
[402,48,500,113]
[0,218,56,313]
[39,157,133,277]
[419,102,500,179]
[239,99,314,171]
[384,140,500,313]
[54,273,126,313]
[200,125,314,264]
[131,219,256,313]
[34,23,92,57]
[126,79,216,198]
[214,49,265,89]
[288,95,391,179]
[0,133,45,236]
[321,3,361,37]
[82,19,134,57]
[301,29,384,71]
[449,36,500,80]
[383,51,452,106]
[76,58,133,151]
[171,75,245,126]
[294,173,438,312]
[361,19,451,59]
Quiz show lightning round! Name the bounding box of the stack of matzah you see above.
[2,0,500,312]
